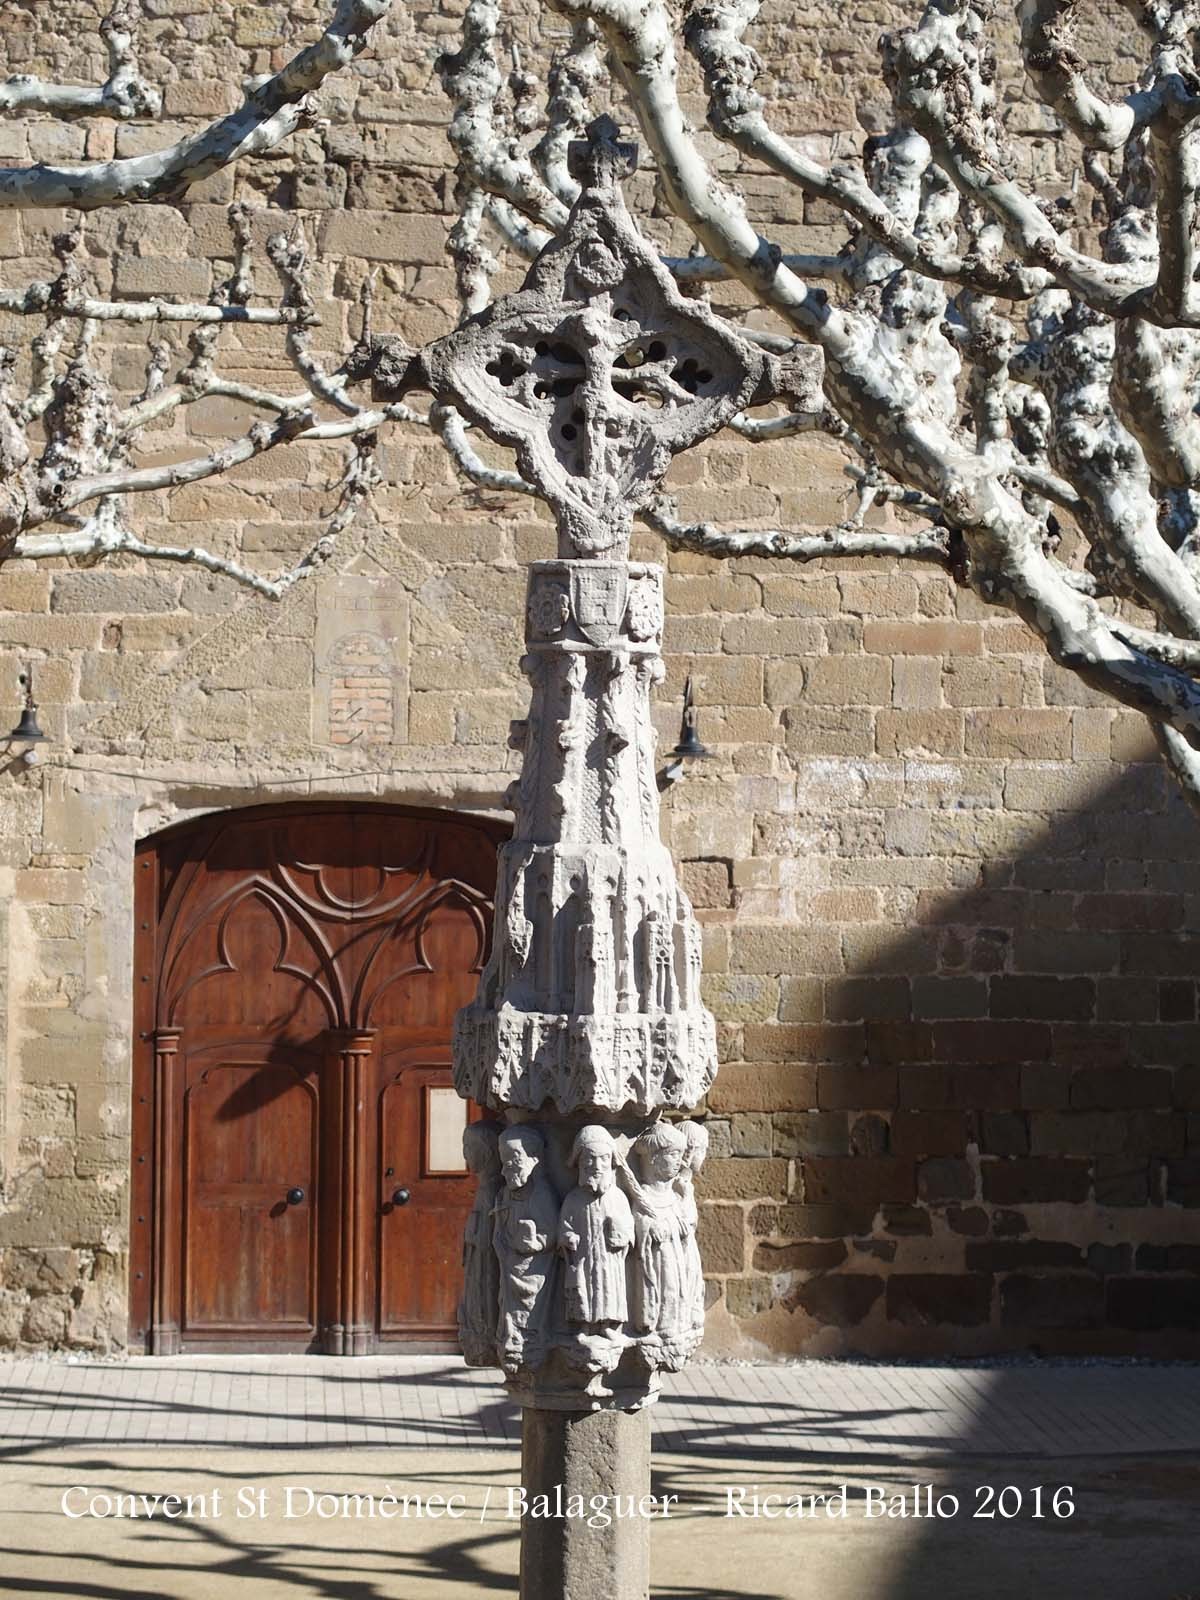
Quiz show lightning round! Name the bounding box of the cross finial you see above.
[421,108,766,559]
[567,114,638,189]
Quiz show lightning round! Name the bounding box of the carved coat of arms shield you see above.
[570,565,628,645]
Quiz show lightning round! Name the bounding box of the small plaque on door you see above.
[424,1086,468,1175]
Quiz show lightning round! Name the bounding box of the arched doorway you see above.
[129,803,506,1355]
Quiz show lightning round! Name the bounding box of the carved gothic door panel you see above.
[131,802,505,1355]
[377,1053,475,1338]
[182,1047,319,1343]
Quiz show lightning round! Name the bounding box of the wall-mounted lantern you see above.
[6,663,49,766]
[658,674,712,790]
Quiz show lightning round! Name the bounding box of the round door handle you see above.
[286,1187,305,1206]
[391,1187,411,1207]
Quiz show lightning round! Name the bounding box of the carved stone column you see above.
[454,563,714,1596]
[455,560,715,1406]
[408,116,786,1600]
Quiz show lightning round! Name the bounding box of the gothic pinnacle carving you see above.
[453,562,717,1119]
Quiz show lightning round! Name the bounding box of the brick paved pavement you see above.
[1,1356,1197,1457]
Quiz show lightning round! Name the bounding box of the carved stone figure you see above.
[624,578,662,644]
[624,1122,691,1346]
[557,1125,635,1329]
[678,1121,709,1333]
[493,1126,560,1372]
[458,1120,503,1366]
[528,580,570,638]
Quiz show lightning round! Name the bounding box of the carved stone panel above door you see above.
[313,574,410,748]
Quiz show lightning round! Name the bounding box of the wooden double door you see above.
[130,803,505,1354]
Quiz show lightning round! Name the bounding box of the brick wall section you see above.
[0,2,1196,1354]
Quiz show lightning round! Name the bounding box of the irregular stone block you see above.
[887,1274,992,1327]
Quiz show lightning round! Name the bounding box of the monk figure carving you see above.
[624,1121,691,1345]
[557,1124,634,1329]
[493,1125,559,1371]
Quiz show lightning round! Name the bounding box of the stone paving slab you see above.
[1,1356,1199,1459]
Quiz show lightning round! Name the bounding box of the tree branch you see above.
[267,226,362,415]
[0,0,392,210]
[0,285,315,326]
[1017,0,1136,152]
[0,1,162,122]
[557,0,844,351]
[641,494,953,563]
[685,0,1053,302]
[439,0,569,235]
[12,437,380,598]
[885,1,1163,318]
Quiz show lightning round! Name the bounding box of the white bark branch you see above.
[889,11,1153,315]
[685,0,1052,302]
[436,402,532,494]
[532,21,604,207]
[439,0,569,235]
[1110,616,1200,672]
[730,410,830,441]
[557,0,843,351]
[12,439,379,599]
[1017,0,1136,152]
[45,409,316,521]
[0,286,315,326]
[0,1,162,121]
[642,495,952,564]
[0,0,391,210]
[1156,721,1200,808]
[267,226,361,415]
[449,188,499,316]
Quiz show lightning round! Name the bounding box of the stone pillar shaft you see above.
[519,1409,651,1600]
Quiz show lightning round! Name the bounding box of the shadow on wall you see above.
[690,754,1200,1358]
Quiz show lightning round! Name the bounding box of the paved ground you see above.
[3,1354,1200,1455]
[1,1357,1198,1598]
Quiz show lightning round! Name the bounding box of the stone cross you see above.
[416,115,769,1600]
[421,117,772,562]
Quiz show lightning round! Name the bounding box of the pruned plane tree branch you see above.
[9,0,1200,807]
[0,0,397,598]
[416,0,1200,807]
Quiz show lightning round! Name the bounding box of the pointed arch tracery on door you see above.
[353,878,492,1030]
[156,814,497,1035]
[162,881,344,1032]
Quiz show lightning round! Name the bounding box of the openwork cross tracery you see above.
[421,117,773,557]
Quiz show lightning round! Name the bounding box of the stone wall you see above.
[1,0,1197,1356]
